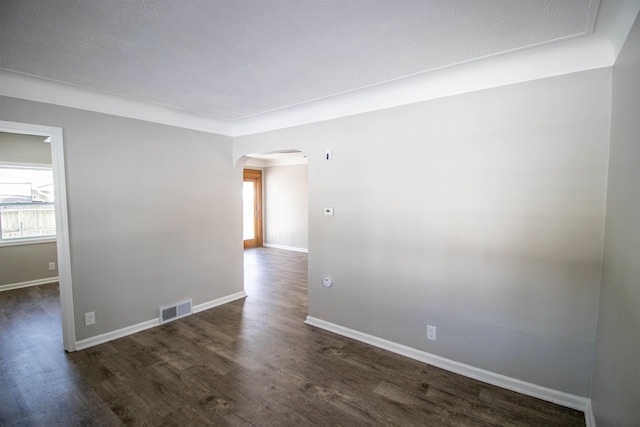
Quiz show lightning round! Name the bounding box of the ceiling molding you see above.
[232,33,615,136]
[1,1,638,138]
[0,70,233,136]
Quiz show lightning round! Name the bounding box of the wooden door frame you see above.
[243,169,263,248]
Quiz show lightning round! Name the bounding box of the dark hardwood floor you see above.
[0,247,585,426]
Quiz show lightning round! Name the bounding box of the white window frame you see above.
[0,162,57,247]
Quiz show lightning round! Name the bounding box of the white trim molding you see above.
[0,277,59,292]
[305,316,591,417]
[193,291,247,313]
[263,243,308,253]
[0,237,56,248]
[75,291,247,351]
[0,70,233,136]
[75,318,158,351]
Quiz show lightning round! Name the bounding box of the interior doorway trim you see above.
[243,168,263,248]
[0,120,76,352]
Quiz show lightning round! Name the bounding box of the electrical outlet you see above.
[48,262,56,271]
[85,311,95,326]
[427,325,437,341]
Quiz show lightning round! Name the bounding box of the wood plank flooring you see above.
[0,247,585,426]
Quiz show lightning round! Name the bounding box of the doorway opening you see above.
[0,120,75,352]
[242,150,308,252]
[243,168,263,248]
[239,149,309,303]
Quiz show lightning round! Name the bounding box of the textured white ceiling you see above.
[0,0,601,121]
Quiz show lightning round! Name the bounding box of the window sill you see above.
[0,237,57,248]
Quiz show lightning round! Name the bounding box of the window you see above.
[0,166,55,242]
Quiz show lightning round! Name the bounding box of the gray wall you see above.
[0,57,623,404]
[264,164,308,250]
[0,96,243,341]
[235,68,611,396]
[0,242,58,286]
[0,131,52,164]
[591,12,640,427]
[0,131,58,286]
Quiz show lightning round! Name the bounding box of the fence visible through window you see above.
[0,165,56,241]
[1,204,56,239]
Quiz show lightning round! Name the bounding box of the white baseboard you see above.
[305,316,591,415]
[75,291,247,351]
[193,291,247,313]
[75,318,159,351]
[0,277,59,292]
[263,243,308,253]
